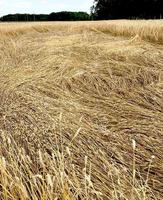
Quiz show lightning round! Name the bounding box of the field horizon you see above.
[0,20,163,200]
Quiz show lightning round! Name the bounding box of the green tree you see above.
[91,0,163,19]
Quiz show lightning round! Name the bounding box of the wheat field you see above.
[0,20,163,200]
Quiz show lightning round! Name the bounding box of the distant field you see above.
[0,21,163,200]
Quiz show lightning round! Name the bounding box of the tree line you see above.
[91,0,163,19]
[0,0,162,21]
[0,12,90,22]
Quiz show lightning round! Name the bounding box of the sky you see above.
[0,0,93,16]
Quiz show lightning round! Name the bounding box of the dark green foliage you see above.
[48,11,90,21]
[0,14,49,21]
[91,0,163,19]
[0,12,90,22]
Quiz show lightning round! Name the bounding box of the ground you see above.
[0,21,163,200]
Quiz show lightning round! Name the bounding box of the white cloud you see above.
[14,1,32,9]
[0,0,5,6]
[40,0,48,4]
[0,0,93,16]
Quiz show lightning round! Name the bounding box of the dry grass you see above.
[0,21,163,200]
